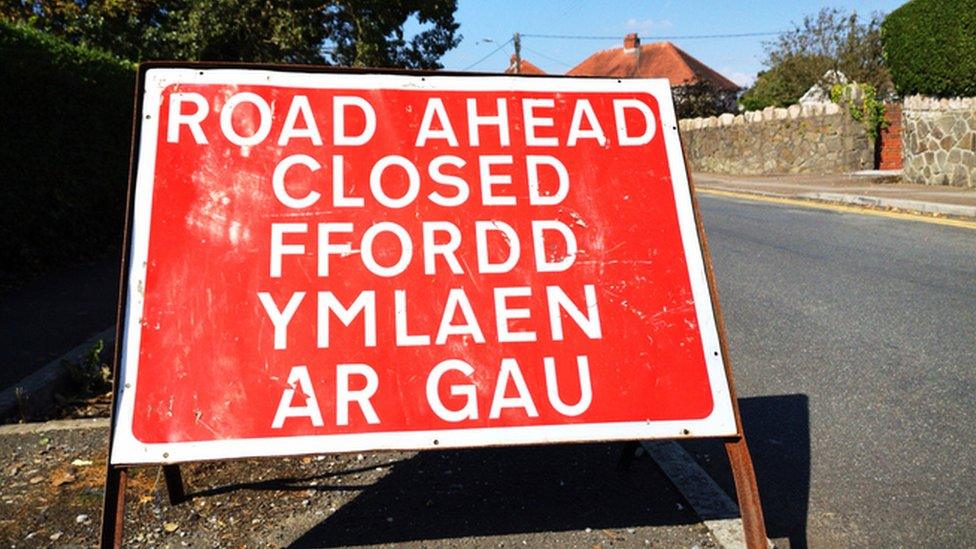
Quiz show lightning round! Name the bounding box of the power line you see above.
[521,45,574,68]
[463,37,514,71]
[520,31,783,41]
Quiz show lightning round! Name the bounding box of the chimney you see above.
[624,33,640,50]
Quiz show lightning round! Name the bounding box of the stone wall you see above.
[902,95,976,187]
[679,103,873,175]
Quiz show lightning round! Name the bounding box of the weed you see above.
[14,386,27,422]
[63,339,112,396]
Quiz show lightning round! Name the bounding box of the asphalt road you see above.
[687,194,976,548]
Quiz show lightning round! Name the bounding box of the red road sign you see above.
[110,68,737,464]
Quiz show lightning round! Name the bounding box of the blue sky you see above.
[436,0,907,85]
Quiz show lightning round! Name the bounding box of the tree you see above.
[0,0,461,67]
[165,0,329,63]
[673,81,736,118]
[739,8,891,110]
[323,0,461,69]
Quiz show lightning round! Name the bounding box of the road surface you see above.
[688,194,976,548]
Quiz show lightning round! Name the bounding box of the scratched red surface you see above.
[130,83,715,443]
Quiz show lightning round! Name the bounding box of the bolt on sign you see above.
[109,67,739,465]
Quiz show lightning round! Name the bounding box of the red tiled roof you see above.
[566,40,739,91]
[504,55,546,75]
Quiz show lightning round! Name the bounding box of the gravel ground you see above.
[0,421,717,548]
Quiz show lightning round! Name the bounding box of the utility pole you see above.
[513,32,521,74]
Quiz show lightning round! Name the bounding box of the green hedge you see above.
[0,22,135,287]
[882,0,976,97]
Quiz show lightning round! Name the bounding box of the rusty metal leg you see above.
[725,436,768,549]
[99,466,127,549]
[162,464,186,505]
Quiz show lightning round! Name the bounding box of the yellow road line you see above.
[697,188,976,231]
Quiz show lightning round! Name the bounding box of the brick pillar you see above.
[878,103,902,170]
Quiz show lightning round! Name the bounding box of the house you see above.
[504,54,546,75]
[515,33,740,116]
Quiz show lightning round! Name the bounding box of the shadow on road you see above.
[289,442,699,547]
[681,394,811,549]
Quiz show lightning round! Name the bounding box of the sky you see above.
[435,0,907,86]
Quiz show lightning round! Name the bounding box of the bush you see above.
[830,82,886,140]
[739,56,830,110]
[0,22,135,287]
[882,0,976,97]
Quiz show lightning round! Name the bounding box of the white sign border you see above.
[111,67,737,465]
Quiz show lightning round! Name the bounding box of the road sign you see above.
[109,67,737,465]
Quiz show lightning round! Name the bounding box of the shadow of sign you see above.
[680,394,811,549]
[289,442,699,547]
[184,459,412,499]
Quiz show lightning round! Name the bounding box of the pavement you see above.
[1,419,723,547]
[693,170,976,219]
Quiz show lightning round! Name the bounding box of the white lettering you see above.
[416,98,459,146]
[167,92,209,144]
[475,220,520,273]
[546,285,602,340]
[526,156,569,206]
[567,99,606,146]
[436,288,486,344]
[278,95,323,146]
[614,98,656,145]
[494,287,536,343]
[532,220,577,272]
[361,222,413,277]
[336,364,380,425]
[334,96,376,145]
[317,291,377,348]
[427,156,469,207]
[422,221,464,275]
[523,98,558,146]
[479,155,516,206]
[271,365,324,428]
[272,155,321,209]
[220,92,272,147]
[544,356,592,416]
[395,290,430,346]
[426,359,478,422]
[258,291,305,350]
[467,98,510,146]
[370,156,420,209]
[489,358,538,418]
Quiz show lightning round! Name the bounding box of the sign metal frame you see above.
[99,61,767,548]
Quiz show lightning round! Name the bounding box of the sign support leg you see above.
[99,465,127,549]
[725,435,767,549]
[163,464,186,505]
[679,141,768,548]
